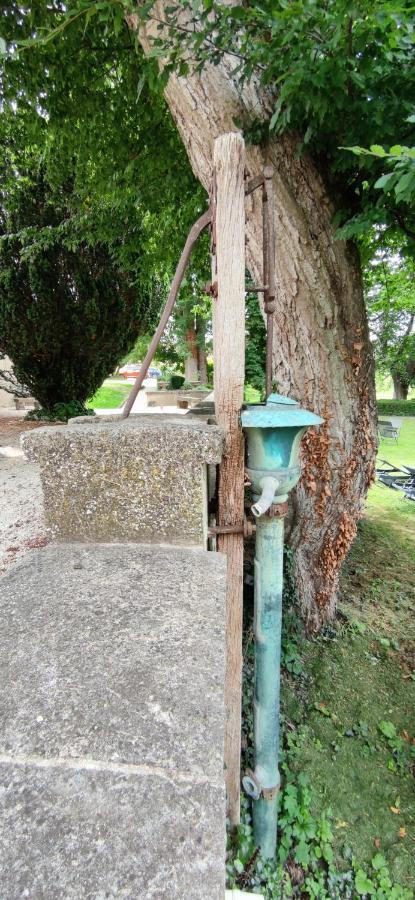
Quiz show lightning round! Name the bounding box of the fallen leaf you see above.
[399,827,406,839]
[402,730,410,741]
[390,806,400,815]
[335,820,348,829]
[374,838,381,849]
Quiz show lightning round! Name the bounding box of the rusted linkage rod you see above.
[244,166,276,398]
[122,208,211,418]
[262,166,276,398]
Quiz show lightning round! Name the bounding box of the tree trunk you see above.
[134,10,378,630]
[184,324,199,382]
[392,373,408,400]
[196,316,208,385]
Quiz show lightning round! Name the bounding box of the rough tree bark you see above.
[132,7,378,630]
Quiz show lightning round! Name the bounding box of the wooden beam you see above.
[212,132,246,826]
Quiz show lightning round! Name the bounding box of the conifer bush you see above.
[0,177,142,415]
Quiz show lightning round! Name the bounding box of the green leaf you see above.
[372,852,387,870]
[294,840,310,866]
[395,171,415,201]
[284,793,299,817]
[233,858,244,874]
[378,720,396,739]
[0,36,6,55]
[355,870,375,894]
[369,144,387,157]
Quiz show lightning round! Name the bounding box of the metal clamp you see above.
[242,770,262,801]
[243,770,280,801]
[267,501,288,519]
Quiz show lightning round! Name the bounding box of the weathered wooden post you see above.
[212,132,246,825]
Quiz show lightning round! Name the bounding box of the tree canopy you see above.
[0,1,208,309]
[0,1,215,388]
[139,0,415,244]
[1,1,414,404]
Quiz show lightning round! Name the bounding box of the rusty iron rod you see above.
[263,166,275,398]
[262,180,271,397]
[122,208,211,418]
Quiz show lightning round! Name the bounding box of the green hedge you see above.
[377,399,415,416]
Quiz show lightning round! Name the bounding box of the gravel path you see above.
[0,417,47,576]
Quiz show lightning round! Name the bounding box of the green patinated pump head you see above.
[241,393,323,512]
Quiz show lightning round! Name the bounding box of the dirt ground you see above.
[0,416,47,576]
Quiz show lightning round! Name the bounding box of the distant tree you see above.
[365,242,415,400]
[245,291,266,396]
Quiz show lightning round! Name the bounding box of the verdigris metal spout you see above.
[251,476,279,518]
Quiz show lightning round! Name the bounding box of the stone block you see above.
[0,543,227,898]
[22,415,224,546]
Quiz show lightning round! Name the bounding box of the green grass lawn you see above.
[87,382,132,409]
[279,418,415,890]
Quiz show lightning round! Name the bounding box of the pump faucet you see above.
[251,476,280,518]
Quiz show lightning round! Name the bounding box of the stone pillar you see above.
[22,415,224,547]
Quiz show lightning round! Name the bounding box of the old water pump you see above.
[241,393,323,857]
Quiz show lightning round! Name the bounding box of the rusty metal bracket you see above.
[262,784,280,801]
[266,501,288,519]
[204,280,218,298]
[243,769,280,802]
[246,284,268,293]
[208,518,255,538]
[245,173,265,196]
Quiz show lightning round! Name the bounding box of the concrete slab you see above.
[0,543,227,898]
[22,417,224,547]
[0,764,224,899]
